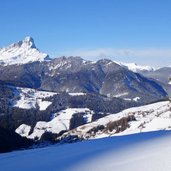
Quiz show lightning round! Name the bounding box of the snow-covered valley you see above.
[1,0,171,170]
[0,36,171,171]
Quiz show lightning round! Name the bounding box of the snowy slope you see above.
[11,87,87,110]
[12,87,57,110]
[15,124,31,137]
[16,108,94,139]
[116,61,155,72]
[0,36,50,66]
[59,100,171,140]
[15,100,171,141]
[1,131,171,171]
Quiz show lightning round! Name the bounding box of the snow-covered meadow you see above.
[12,87,57,110]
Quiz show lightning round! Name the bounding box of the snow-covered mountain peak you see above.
[24,36,34,42]
[115,61,155,72]
[8,36,35,50]
[22,36,36,48]
[0,36,50,66]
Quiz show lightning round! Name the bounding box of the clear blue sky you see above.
[1,0,171,66]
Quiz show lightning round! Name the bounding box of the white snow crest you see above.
[0,36,49,66]
[115,61,155,72]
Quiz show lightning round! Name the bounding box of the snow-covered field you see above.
[12,87,56,110]
[1,130,171,171]
[12,87,86,111]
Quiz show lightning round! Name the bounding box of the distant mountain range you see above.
[0,37,171,152]
[0,37,169,102]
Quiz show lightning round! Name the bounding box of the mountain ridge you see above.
[0,36,162,71]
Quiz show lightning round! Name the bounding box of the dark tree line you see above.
[0,127,33,153]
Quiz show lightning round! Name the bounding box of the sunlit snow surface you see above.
[62,101,171,139]
[25,108,94,139]
[117,61,155,72]
[15,100,171,140]
[0,36,49,66]
[1,131,171,171]
[12,87,86,111]
[12,87,56,110]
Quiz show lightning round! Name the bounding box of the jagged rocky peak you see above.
[8,36,35,49]
[53,56,86,63]
[96,58,121,67]
[0,36,50,66]
[95,58,123,74]
[97,58,113,64]
[49,56,88,70]
[24,36,34,42]
[66,56,89,65]
[22,36,36,48]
